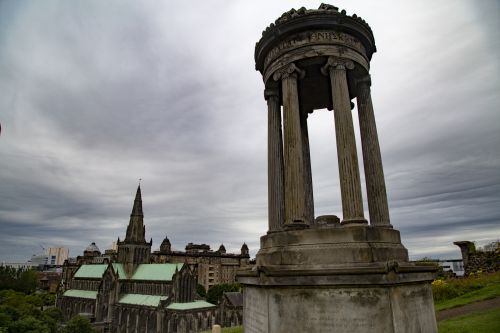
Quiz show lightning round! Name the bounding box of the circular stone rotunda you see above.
[238,4,438,333]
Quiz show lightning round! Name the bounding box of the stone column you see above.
[300,109,315,224]
[265,88,285,232]
[322,57,367,225]
[356,75,392,228]
[273,63,310,228]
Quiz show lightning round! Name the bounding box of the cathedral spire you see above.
[125,185,146,243]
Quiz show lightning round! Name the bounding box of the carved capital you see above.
[273,63,305,81]
[321,56,355,76]
[264,88,279,101]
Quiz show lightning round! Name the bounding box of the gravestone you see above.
[238,4,438,332]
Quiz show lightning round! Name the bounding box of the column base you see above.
[284,220,310,231]
[372,222,394,229]
[341,217,368,226]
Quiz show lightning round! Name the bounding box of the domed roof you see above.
[85,242,100,253]
[161,236,171,245]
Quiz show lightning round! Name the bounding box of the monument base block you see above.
[238,226,438,333]
[241,278,437,333]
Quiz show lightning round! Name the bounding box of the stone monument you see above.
[238,4,438,332]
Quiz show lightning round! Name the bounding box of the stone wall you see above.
[162,308,217,333]
[454,241,500,276]
[58,296,96,321]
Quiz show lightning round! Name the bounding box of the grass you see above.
[433,271,500,311]
[438,308,500,333]
[435,283,500,311]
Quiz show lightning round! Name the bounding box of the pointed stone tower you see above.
[117,185,152,276]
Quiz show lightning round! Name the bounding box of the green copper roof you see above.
[74,264,108,278]
[74,263,126,279]
[112,263,126,279]
[63,289,98,299]
[73,263,181,281]
[119,293,168,307]
[167,301,216,310]
[130,263,183,281]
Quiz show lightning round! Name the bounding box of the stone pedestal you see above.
[239,225,438,333]
[241,281,436,333]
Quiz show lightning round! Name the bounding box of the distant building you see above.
[28,253,48,267]
[438,259,464,277]
[39,271,63,292]
[57,186,218,332]
[153,240,250,291]
[48,247,69,265]
[0,262,34,269]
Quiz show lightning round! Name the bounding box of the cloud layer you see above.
[1,1,499,262]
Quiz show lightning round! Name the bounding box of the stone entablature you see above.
[256,4,375,69]
[263,30,367,70]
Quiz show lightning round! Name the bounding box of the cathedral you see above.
[56,186,220,333]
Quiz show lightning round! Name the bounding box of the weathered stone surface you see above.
[243,283,436,333]
[323,57,367,225]
[315,214,340,225]
[356,76,391,227]
[274,63,310,226]
[256,225,408,266]
[454,241,500,275]
[240,3,438,332]
[265,88,284,232]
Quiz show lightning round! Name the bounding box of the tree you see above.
[62,315,96,333]
[42,307,63,332]
[7,315,50,333]
[481,240,499,252]
[0,312,12,329]
[206,283,240,304]
[0,267,38,294]
[16,271,38,294]
[196,284,206,298]
[42,307,63,323]
[0,290,60,333]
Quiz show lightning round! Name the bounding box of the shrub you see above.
[62,315,96,333]
[432,271,500,302]
[206,283,241,304]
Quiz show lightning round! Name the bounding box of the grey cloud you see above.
[1,1,499,263]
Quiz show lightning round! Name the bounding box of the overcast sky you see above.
[0,0,499,263]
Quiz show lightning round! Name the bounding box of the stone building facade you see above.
[153,239,250,291]
[57,186,218,333]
